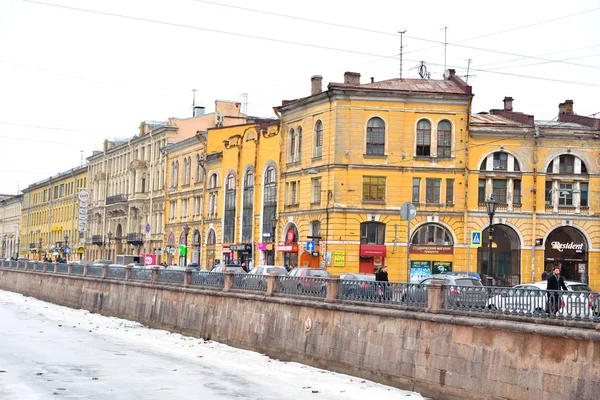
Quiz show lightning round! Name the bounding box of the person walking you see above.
[375,266,389,301]
[546,265,567,314]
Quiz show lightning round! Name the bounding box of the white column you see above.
[507,178,514,212]
[553,180,559,212]
[507,155,515,172]
[486,155,493,171]
[574,181,581,214]
[574,157,582,174]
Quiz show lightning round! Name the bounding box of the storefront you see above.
[280,227,299,268]
[544,226,588,283]
[221,247,232,264]
[230,244,252,267]
[477,224,521,286]
[191,230,200,265]
[206,229,216,268]
[256,243,274,265]
[166,231,176,265]
[410,223,455,282]
[359,244,386,273]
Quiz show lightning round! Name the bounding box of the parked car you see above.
[90,259,112,268]
[242,266,287,289]
[212,265,246,274]
[282,267,331,294]
[402,274,485,307]
[442,271,482,283]
[339,273,377,297]
[198,264,246,286]
[487,281,598,317]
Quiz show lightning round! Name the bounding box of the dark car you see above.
[283,267,331,294]
[339,273,377,297]
[200,264,246,286]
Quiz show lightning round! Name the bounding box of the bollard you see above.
[184,268,192,287]
[102,264,108,279]
[223,272,234,292]
[43,262,48,273]
[83,262,89,277]
[265,274,277,296]
[325,277,341,303]
[426,279,446,312]
[125,265,132,281]
[53,262,58,274]
[151,266,160,284]
[67,263,73,275]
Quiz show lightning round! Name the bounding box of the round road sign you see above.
[400,202,417,221]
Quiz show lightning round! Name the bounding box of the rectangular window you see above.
[478,179,486,203]
[412,178,420,203]
[545,181,552,204]
[445,179,454,204]
[493,179,507,203]
[169,201,177,220]
[559,155,574,174]
[559,182,573,206]
[311,178,321,204]
[43,190,47,202]
[194,196,202,216]
[513,180,521,204]
[362,176,386,202]
[493,153,508,170]
[425,178,441,204]
[286,181,298,205]
[580,183,589,207]
[182,199,188,218]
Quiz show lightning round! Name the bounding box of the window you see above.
[195,154,202,183]
[559,182,573,206]
[262,166,278,243]
[207,229,216,245]
[513,180,521,204]
[412,178,420,203]
[54,186,58,199]
[311,178,321,204]
[310,221,321,238]
[184,157,191,185]
[314,120,323,157]
[493,153,508,170]
[193,196,202,216]
[181,199,189,218]
[416,119,431,156]
[360,222,385,245]
[437,121,451,158]
[224,174,236,243]
[559,155,574,174]
[362,176,386,202]
[60,184,64,197]
[425,178,441,204]
[478,179,486,203]
[297,126,302,162]
[286,181,299,205]
[209,173,218,189]
[289,128,296,162]
[545,181,552,204]
[411,224,453,245]
[242,170,254,242]
[169,200,177,220]
[141,178,146,193]
[446,179,454,204]
[493,179,507,203]
[208,193,218,217]
[581,183,589,207]
[366,117,385,155]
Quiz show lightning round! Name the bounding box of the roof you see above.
[534,120,597,130]
[328,77,469,95]
[471,114,524,126]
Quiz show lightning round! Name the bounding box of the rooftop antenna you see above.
[398,30,407,79]
[191,89,197,116]
[441,26,447,71]
[460,59,476,83]
[241,93,248,116]
[418,61,430,79]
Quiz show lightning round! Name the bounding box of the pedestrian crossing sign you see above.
[471,230,482,248]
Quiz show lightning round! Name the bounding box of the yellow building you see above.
[20,165,88,261]
[274,71,472,281]
[164,119,280,268]
[467,98,600,290]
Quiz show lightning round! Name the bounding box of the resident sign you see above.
[551,241,584,252]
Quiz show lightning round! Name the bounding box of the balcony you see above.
[106,194,128,205]
[131,159,148,169]
[126,233,145,245]
[92,235,104,246]
[29,243,37,249]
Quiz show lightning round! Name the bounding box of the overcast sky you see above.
[1,0,599,195]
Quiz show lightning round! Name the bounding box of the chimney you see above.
[344,71,361,85]
[444,69,456,79]
[193,106,205,117]
[564,100,574,114]
[503,96,514,112]
[311,75,322,95]
[370,77,374,83]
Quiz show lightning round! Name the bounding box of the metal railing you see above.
[233,274,267,291]
[106,266,126,280]
[445,285,600,322]
[191,271,226,288]
[71,264,85,275]
[56,263,69,274]
[86,265,103,277]
[106,194,128,205]
[275,276,328,298]
[156,269,185,285]
[130,268,152,282]
[338,280,428,307]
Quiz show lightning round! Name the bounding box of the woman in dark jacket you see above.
[375,266,389,301]
[375,266,389,282]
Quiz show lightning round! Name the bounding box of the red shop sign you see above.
[286,229,296,243]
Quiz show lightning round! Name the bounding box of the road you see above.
[0,289,422,399]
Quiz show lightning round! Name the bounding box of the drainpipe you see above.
[530,126,539,283]
[464,97,472,271]
[195,131,208,268]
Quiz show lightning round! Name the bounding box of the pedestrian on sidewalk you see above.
[546,265,567,314]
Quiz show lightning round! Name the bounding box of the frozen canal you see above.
[0,290,423,399]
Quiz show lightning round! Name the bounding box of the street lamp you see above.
[64,234,69,260]
[183,224,190,266]
[485,195,498,286]
[107,231,113,261]
[271,215,277,265]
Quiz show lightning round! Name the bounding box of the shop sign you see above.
[432,261,452,275]
[256,243,268,251]
[231,244,252,252]
[410,245,453,255]
[278,244,298,252]
[286,229,296,243]
[410,260,431,283]
[551,241,584,252]
[359,244,386,257]
[311,251,320,257]
[333,251,345,267]
[222,248,232,254]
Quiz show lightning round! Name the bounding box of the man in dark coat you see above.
[546,266,567,314]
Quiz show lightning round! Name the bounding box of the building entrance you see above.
[544,226,588,283]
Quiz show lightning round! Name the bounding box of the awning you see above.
[360,244,387,257]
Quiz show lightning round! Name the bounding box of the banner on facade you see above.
[410,245,453,255]
[410,260,431,283]
[333,251,345,267]
[432,261,452,275]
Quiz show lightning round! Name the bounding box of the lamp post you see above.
[183,224,190,267]
[38,238,42,260]
[485,195,497,287]
[271,215,277,265]
[64,234,69,261]
[107,232,113,262]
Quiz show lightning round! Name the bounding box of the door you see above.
[359,257,374,273]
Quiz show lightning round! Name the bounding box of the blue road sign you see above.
[471,230,482,248]
[306,241,315,251]
[145,223,151,233]
[64,246,71,254]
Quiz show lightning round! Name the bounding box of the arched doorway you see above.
[191,229,201,265]
[281,223,299,268]
[478,224,521,286]
[544,226,588,283]
[206,229,216,268]
[115,224,123,256]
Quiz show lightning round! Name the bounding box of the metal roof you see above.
[328,78,469,95]
[470,114,522,125]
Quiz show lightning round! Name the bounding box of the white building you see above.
[0,194,23,259]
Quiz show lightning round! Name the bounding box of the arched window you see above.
[242,169,254,242]
[223,173,236,243]
[545,154,589,209]
[207,229,216,245]
[262,166,278,243]
[366,117,385,156]
[289,128,296,163]
[310,220,321,237]
[411,224,453,246]
[195,154,202,183]
[314,120,323,157]
[416,119,431,156]
[437,120,452,158]
[170,161,176,188]
[184,157,191,185]
[297,126,302,162]
[209,173,218,189]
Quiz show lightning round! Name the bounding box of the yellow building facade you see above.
[275,71,472,281]
[164,120,280,268]
[20,166,88,261]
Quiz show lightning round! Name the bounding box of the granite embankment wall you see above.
[1,269,599,400]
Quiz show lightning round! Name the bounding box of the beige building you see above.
[0,194,23,259]
[86,101,246,262]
